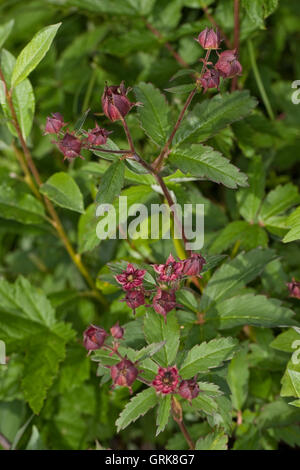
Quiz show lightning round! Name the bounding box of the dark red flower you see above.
[196,28,221,50]
[101,82,135,121]
[123,290,145,315]
[83,325,108,351]
[110,321,124,339]
[153,254,184,282]
[215,49,242,78]
[87,124,111,146]
[57,132,83,160]
[152,366,179,394]
[153,288,177,321]
[183,253,206,277]
[178,378,200,402]
[200,68,220,93]
[110,358,138,392]
[287,279,300,299]
[44,112,66,135]
[115,263,146,291]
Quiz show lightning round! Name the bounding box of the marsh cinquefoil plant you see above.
[0,0,300,451]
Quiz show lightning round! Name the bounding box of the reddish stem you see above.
[144,20,189,68]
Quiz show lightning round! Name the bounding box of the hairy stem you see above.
[247,39,275,120]
[0,68,107,306]
[171,396,195,450]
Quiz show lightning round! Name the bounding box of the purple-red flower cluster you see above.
[194,27,242,93]
[152,367,200,401]
[114,253,205,321]
[44,81,137,161]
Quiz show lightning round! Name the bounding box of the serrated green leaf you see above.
[189,393,219,415]
[165,83,195,94]
[169,145,248,189]
[200,248,276,311]
[216,294,296,329]
[209,221,268,254]
[0,277,75,414]
[281,366,300,399]
[259,184,300,224]
[0,49,35,139]
[144,311,180,367]
[156,394,171,436]
[0,181,45,225]
[134,82,171,147]
[40,172,84,213]
[227,347,249,411]
[174,91,257,146]
[96,160,125,205]
[116,387,158,432]
[283,206,300,243]
[12,23,61,87]
[236,155,265,223]
[179,337,238,379]
[77,204,100,253]
[195,431,228,450]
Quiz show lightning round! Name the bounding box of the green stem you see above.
[82,65,97,112]
[247,39,275,120]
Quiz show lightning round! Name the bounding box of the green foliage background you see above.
[0,0,299,450]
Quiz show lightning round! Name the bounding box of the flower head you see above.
[44,112,66,135]
[152,288,177,321]
[110,358,138,392]
[101,81,136,122]
[115,263,146,291]
[200,68,220,93]
[87,124,111,146]
[153,254,183,282]
[196,28,221,50]
[123,289,145,315]
[287,279,300,300]
[152,366,179,394]
[215,49,242,78]
[83,325,108,351]
[57,132,83,160]
[182,253,206,277]
[110,321,124,339]
[178,378,200,402]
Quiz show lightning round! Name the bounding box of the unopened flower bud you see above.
[123,290,145,315]
[183,253,206,277]
[87,124,111,146]
[102,81,135,122]
[287,279,300,299]
[57,132,83,161]
[110,321,124,339]
[153,288,177,322]
[152,366,179,394]
[44,112,66,135]
[196,28,221,50]
[215,49,242,78]
[83,325,108,351]
[200,68,220,93]
[110,358,138,392]
[178,378,199,402]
